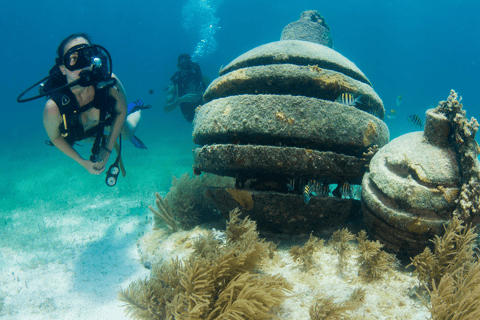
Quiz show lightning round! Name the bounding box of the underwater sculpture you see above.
[362,90,480,256]
[193,12,388,234]
[280,10,333,48]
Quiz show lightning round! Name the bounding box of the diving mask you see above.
[57,44,101,71]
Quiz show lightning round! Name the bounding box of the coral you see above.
[427,261,480,320]
[192,230,223,260]
[119,208,291,320]
[148,192,179,232]
[329,228,356,269]
[356,230,399,281]
[163,173,231,229]
[118,258,185,320]
[434,90,480,222]
[309,288,366,320]
[408,216,478,288]
[289,234,324,270]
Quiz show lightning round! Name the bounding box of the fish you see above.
[303,181,317,204]
[396,95,403,107]
[318,183,332,197]
[335,93,362,106]
[408,114,423,127]
[386,109,397,119]
[340,182,353,199]
[352,185,362,200]
[286,178,295,192]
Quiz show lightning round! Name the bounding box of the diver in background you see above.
[43,33,142,175]
[163,54,208,122]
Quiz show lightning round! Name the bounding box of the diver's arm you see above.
[93,74,128,171]
[43,100,103,175]
[164,84,200,112]
[163,84,180,113]
[106,74,127,151]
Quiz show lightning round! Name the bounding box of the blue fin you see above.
[131,135,147,149]
[128,100,152,114]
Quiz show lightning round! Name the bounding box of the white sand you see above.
[0,196,153,320]
[1,193,432,320]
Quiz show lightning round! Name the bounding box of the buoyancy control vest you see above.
[49,85,117,146]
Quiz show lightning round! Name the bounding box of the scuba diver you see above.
[163,54,209,122]
[17,33,149,186]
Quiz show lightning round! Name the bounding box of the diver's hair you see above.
[56,33,92,58]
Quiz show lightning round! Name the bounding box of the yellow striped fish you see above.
[408,114,422,127]
[341,182,353,199]
[335,93,362,106]
[303,180,318,204]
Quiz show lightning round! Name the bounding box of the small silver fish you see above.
[396,95,403,107]
[335,93,362,106]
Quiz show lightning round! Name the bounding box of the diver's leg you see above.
[122,110,141,140]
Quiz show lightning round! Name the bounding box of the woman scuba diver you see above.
[18,33,145,186]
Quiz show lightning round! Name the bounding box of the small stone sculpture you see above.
[362,90,480,255]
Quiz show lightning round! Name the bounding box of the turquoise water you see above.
[0,0,479,318]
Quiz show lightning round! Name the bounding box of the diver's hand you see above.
[178,93,199,103]
[82,159,105,175]
[93,148,111,172]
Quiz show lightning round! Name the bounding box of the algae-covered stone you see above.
[204,65,384,118]
[193,144,368,184]
[194,94,388,156]
[219,40,371,86]
[280,10,333,48]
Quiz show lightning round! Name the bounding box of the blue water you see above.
[0,0,479,317]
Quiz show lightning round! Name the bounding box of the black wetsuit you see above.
[170,63,205,122]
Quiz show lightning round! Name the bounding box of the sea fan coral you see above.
[309,288,366,320]
[119,208,290,320]
[408,216,477,287]
[329,228,356,269]
[427,261,480,320]
[356,230,398,281]
[289,234,324,270]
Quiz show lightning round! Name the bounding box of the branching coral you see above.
[289,234,324,270]
[148,192,179,232]
[329,228,356,269]
[427,261,480,320]
[119,208,291,320]
[154,173,234,230]
[434,90,480,222]
[408,216,478,288]
[309,288,366,320]
[357,230,399,281]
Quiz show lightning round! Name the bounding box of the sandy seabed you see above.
[0,194,433,320]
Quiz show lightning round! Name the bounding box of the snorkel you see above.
[16,44,115,103]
